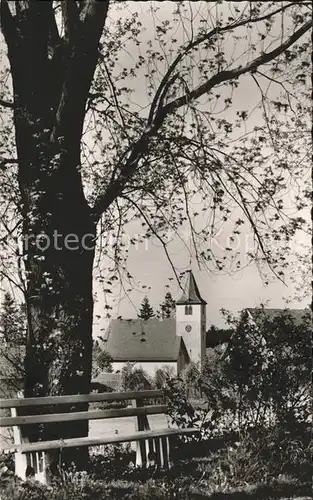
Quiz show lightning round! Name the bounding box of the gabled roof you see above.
[176,270,207,305]
[92,372,121,390]
[102,318,186,362]
[247,308,311,325]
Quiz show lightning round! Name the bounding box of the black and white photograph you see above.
[0,1,311,499]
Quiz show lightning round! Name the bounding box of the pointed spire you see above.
[176,270,207,305]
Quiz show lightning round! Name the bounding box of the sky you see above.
[0,2,310,332]
[91,2,311,336]
[93,221,310,335]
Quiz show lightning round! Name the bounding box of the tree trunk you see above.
[0,0,109,470]
[24,210,95,471]
[19,136,96,471]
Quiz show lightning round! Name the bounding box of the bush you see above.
[0,429,310,500]
[166,308,311,444]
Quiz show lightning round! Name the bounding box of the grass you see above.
[0,435,310,500]
[0,465,310,500]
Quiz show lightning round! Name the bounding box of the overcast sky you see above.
[92,2,310,335]
[0,2,310,331]
[93,224,309,335]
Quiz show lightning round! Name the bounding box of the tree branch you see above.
[148,1,303,127]
[92,19,311,221]
[122,195,183,289]
[161,20,312,118]
[51,1,110,144]
[0,157,18,170]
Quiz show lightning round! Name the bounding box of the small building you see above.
[205,307,311,350]
[91,372,121,392]
[101,270,207,375]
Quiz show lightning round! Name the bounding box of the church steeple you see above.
[175,270,207,371]
[176,270,207,305]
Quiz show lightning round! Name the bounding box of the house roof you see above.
[176,270,207,305]
[206,308,311,348]
[101,318,186,362]
[92,372,121,390]
[247,308,311,325]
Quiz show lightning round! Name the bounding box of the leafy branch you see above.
[92,17,311,221]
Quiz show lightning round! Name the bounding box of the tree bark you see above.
[24,214,95,471]
[16,107,96,468]
[0,0,108,470]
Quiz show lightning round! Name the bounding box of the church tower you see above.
[176,270,207,370]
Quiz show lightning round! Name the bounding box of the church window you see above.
[185,305,192,315]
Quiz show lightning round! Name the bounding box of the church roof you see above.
[176,270,207,305]
[101,318,187,362]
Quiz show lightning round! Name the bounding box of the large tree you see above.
[0,1,311,461]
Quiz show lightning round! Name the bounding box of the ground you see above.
[0,410,309,499]
[0,454,310,500]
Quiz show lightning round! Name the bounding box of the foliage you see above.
[138,296,155,321]
[119,362,152,392]
[164,377,198,430]
[164,307,311,446]
[89,443,134,475]
[181,362,200,386]
[177,424,311,494]
[206,325,233,348]
[210,307,312,430]
[0,292,26,345]
[92,340,113,378]
[180,362,202,399]
[0,2,311,300]
[0,429,311,499]
[154,364,176,389]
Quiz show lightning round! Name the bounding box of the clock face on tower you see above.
[185,324,192,332]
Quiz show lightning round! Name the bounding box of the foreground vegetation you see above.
[0,308,310,498]
[0,425,311,500]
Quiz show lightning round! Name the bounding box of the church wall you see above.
[176,303,206,369]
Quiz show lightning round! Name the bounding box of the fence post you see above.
[11,391,27,480]
[132,398,145,467]
[131,397,155,467]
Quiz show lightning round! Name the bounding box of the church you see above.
[100,270,207,375]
